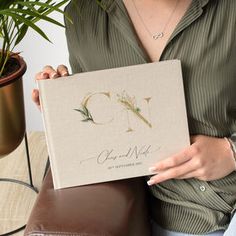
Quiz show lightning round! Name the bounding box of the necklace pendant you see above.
[153,32,164,40]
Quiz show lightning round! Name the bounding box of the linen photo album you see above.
[38,60,190,189]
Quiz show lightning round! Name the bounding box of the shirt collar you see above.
[199,0,210,8]
[98,0,113,11]
[98,0,211,11]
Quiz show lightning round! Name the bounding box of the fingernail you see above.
[51,72,58,79]
[149,167,157,173]
[61,71,68,76]
[41,72,48,77]
[147,180,155,186]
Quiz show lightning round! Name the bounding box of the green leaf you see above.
[16,1,65,16]
[15,25,28,46]
[22,0,72,24]
[82,118,93,122]
[83,106,90,116]
[2,22,10,46]
[74,109,86,116]
[89,113,93,121]
[0,0,16,10]
[0,0,71,77]
[0,10,51,43]
[4,8,65,28]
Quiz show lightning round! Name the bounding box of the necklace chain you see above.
[131,0,180,40]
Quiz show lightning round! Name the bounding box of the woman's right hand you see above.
[32,65,69,110]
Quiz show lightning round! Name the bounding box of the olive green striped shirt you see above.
[64,0,236,234]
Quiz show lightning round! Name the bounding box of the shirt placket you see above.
[192,179,233,214]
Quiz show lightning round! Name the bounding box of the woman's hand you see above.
[147,135,236,185]
[32,64,69,110]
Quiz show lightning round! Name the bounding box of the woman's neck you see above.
[123,0,192,61]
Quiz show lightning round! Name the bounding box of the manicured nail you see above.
[61,71,68,76]
[41,72,48,78]
[51,72,58,79]
[147,180,155,186]
[149,167,157,173]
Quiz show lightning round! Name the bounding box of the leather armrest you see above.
[25,169,151,236]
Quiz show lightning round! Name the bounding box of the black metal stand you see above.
[0,133,38,236]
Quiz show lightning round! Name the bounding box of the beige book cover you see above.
[38,60,190,189]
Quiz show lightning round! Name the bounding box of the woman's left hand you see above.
[147,135,236,185]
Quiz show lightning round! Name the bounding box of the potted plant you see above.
[0,0,70,157]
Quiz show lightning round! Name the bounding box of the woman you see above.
[32,0,236,235]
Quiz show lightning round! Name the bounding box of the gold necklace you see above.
[131,0,180,40]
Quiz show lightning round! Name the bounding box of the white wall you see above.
[16,12,69,131]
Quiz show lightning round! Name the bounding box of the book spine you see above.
[37,81,60,189]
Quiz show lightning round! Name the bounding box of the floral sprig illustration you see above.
[74,106,94,123]
[117,91,152,128]
[74,93,95,123]
[74,92,111,124]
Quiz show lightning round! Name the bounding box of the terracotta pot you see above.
[0,54,27,158]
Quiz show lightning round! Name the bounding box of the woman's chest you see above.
[122,0,192,61]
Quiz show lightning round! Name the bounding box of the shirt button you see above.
[200,185,206,192]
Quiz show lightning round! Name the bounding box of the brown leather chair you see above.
[24,169,151,236]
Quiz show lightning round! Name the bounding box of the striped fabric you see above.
[64,0,236,234]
